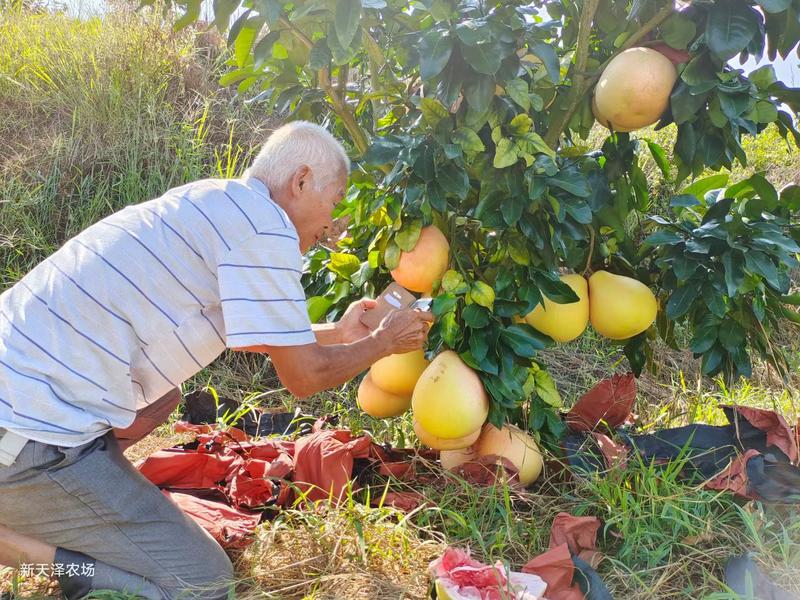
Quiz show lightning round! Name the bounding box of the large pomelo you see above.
[390,226,450,293]
[524,273,589,343]
[414,419,481,450]
[412,350,489,439]
[357,373,411,418]
[593,47,678,132]
[369,349,429,396]
[474,424,544,486]
[588,270,657,340]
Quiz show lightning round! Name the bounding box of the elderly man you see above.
[0,121,432,599]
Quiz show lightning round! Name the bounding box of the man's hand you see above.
[336,298,378,343]
[371,308,434,356]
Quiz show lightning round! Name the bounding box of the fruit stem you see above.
[582,225,596,277]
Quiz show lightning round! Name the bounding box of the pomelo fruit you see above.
[524,273,589,343]
[414,419,481,450]
[357,373,411,418]
[474,424,544,486]
[369,349,430,396]
[390,226,450,293]
[588,270,657,340]
[412,350,489,439]
[439,445,478,470]
[593,47,678,132]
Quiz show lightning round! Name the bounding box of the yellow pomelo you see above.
[357,373,411,418]
[592,95,634,132]
[588,270,657,340]
[414,419,481,450]
[474,424,544,486]
[524,273,589,343]
[370,350,430,396]
[412,350,489,439]
[440,445,478,470]
[593,47,678,132]
[390,226,450,293]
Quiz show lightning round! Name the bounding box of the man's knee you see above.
[161,540,235,600]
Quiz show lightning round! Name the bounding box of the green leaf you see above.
[501,195,524,226]
[670,83,709,124]
[661,12,697,49]
[670,194,701,208]
[256,32,284,67]
[471,281,495,309]
[364,135,407,165]
[421,97,450,127]
[395,220,422,251]
[666,281,701,319]
[307,295,333,323]
[437,162,470,200]
[419,28,453,80]
[722,251,745,297]
[508,113,533,135]
[384,242,401,270]
[516,132,556,160]
[744,251,780,286]
[719,321,746,353]
[308,38,332,70]
[440,311,461,347]
[647,140,671,178]
[535,274,579,303]
[328,252,361,279]
[706,0,760,61]
[234,18,263,67]
[213,0,239,31]
[752,100,779,123]
[701,344,724,375]
[463,74,494,114]
[432,293,458,317]
[534,370,562,407]
[501,325,549,357]
[174,0,202,30]
[505,79,530,111]
[455,19,492,45]
[462,304,490,328]
[682,174,729,199]
[749,65,778,89]
[493,138,518,169]
[690,318,719,354]
[529,42,560,83]
[452,127,485,153]
[461,41,503,75]
[644,230,684,245]
[468,329,489,362]
[442,269,467,293]
[546,172,590,197]
[335,0,361,49]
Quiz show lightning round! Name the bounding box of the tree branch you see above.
[543,0,600,149]
[544,0,677,150]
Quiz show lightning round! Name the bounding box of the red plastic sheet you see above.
[724,405,799,464]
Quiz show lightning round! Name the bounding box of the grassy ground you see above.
[1,5,800,600]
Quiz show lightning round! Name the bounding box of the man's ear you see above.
[291,165,311,197]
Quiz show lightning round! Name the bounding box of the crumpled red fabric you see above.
[162,490,262,549]
[293,428,373,501]
[522,513,603,600]
[705,448,761,497]
[724,405,799,464]
[137,422,380,547]
[565,373,637,432]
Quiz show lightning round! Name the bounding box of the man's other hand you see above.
[337,298,378,343]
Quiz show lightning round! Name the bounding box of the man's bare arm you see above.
[235,308,433,398]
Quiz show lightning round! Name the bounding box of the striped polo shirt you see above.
[0,176,316,447]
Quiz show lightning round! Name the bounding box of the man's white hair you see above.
[245,121,350,192]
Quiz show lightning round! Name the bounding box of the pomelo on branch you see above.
[524,273,589,342]
[357,372,411,418]
[390,225,450,293]
[588,270,657,340]
[593,47,678,132]
[474,424,544,486]
[414,419,481,450]
[412,350,489,439]
[369,349,430,396]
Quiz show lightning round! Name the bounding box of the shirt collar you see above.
[241,176,296,233]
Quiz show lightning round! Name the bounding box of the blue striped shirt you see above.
[0,177,315,447]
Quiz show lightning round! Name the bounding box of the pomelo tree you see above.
[154,0,800,443]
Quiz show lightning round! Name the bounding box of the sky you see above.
[50,0,800,87]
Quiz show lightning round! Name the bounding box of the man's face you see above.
[297,170,348,254]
